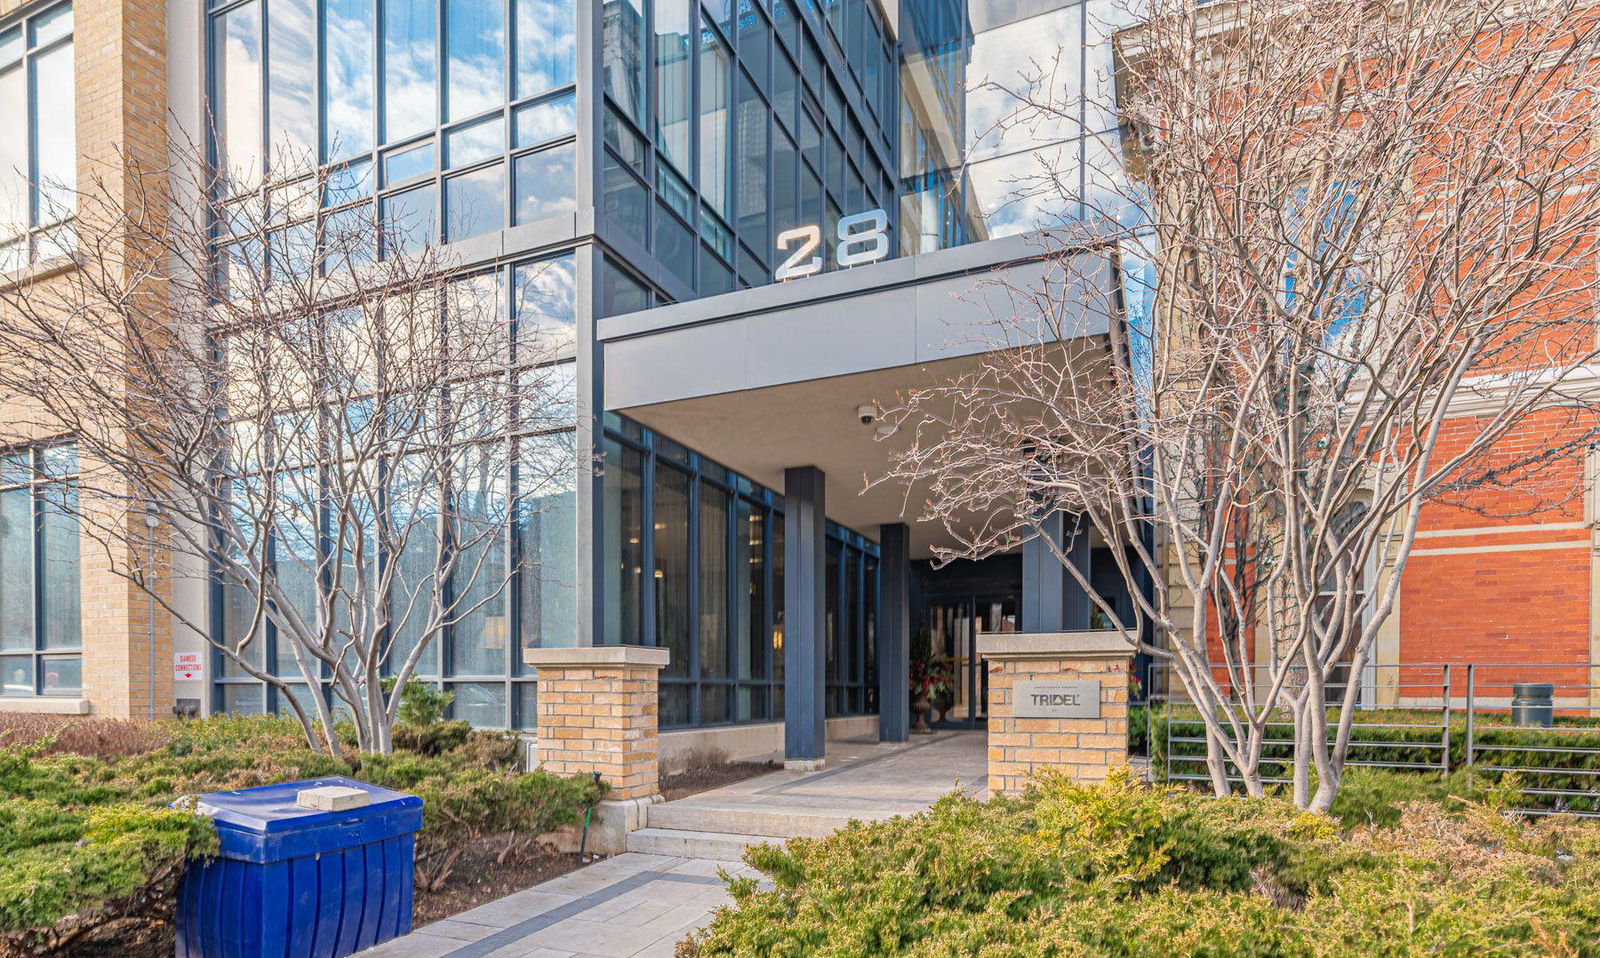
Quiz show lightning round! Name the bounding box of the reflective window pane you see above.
[383,139,434,185]
[31,4,72,46]
[446,115,506,169]
[734,72,768,246]
[0,488,33,652]
[221,683,266,714]
[450,681,507,727]
[513,252,576,361]
[0,27,21,68]
[445,162,505,241]
[268,0,316,164]
[214,2,262,191]
[603,0,646,124]
[654,0,691,172]
[601,440,644,646]
[512,141,575,226]
[699,483,729,679]
[603,154,648,238]
[517,430,577,658]
[0,66,24,237]
[39,653,78,695]
[381,182,437,255]
[698,31,730,215]
[40,484,78,650]
[382,0,437,141]
[514,681,536,728]
[513,91,576,147]
[514,0,574,98]
[599,257,649,317]
[446,0,506,121]
[323,0,375,159]
[0,654,34,696]
[450,452,509,676]
[654,464,691,677]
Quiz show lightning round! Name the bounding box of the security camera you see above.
[857,403,879,425]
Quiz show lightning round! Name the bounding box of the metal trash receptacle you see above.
[1512,682,1556,727]
[176,775,424,958]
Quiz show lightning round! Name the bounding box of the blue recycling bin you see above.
[175,776,424,958]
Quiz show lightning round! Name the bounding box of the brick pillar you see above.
[525,645,669,801]
[978,632,1133,795]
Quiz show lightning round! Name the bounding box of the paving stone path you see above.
[358,731,986,958]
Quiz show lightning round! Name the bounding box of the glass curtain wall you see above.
[206,0,577,250]
[601,414,877,728]
[210,253,579,728]
[897,0,1122,255]
[599,0,896,300]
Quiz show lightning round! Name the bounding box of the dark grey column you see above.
[1061,513,1093,631]
[1022,511,1093,633]
[877,523,911,743]
[1021,511,1065,632]
[783,466,827,769]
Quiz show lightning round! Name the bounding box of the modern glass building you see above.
[186,0,1130,758]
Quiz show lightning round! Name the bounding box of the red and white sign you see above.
[174,652,203,681]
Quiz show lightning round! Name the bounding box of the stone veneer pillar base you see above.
[525,645,670,854]
[978,632,1134,795]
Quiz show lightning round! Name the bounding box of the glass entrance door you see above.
[925,595,1017,728]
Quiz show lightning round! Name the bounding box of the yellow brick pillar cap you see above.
[523,645,671,669]
[978,631,1135,662]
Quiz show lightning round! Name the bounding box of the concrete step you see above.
[647,803,864,839]
[624,827,779,861]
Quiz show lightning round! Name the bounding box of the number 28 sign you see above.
[773,209,889,281]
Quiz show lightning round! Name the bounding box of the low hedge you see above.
[0,714,601,955]
[681,768,1600,956]
[1145,704,1600,812]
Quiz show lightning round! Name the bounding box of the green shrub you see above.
[0,746,217,956]
[360,741,603,890]
[680,769,1600,957]
[0,712,599,952]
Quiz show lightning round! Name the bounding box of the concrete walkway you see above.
[358,732,986,958]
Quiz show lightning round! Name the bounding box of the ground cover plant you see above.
[0,704,601,956]
[681,767,1600,956]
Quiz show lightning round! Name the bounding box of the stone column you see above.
[978,632,1132,795]
[525,645,669,853]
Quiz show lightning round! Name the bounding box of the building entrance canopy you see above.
[598,233,1120,559]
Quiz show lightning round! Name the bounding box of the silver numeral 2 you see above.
[774,225,823,281]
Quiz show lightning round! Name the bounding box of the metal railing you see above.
[1138,661,1600,817]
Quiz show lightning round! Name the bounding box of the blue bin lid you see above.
[188,776,424,864]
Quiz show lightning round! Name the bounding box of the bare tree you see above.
[0,138,576,754]
[877,0,1600,809]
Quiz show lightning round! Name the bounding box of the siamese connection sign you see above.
[774,209,889,280]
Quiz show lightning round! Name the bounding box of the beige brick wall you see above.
[0,0,172,720]
[981,634,1132,795]
[527,648,669,801]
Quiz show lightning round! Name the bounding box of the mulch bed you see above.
[412,845,585,926]
[661,760,778,801]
